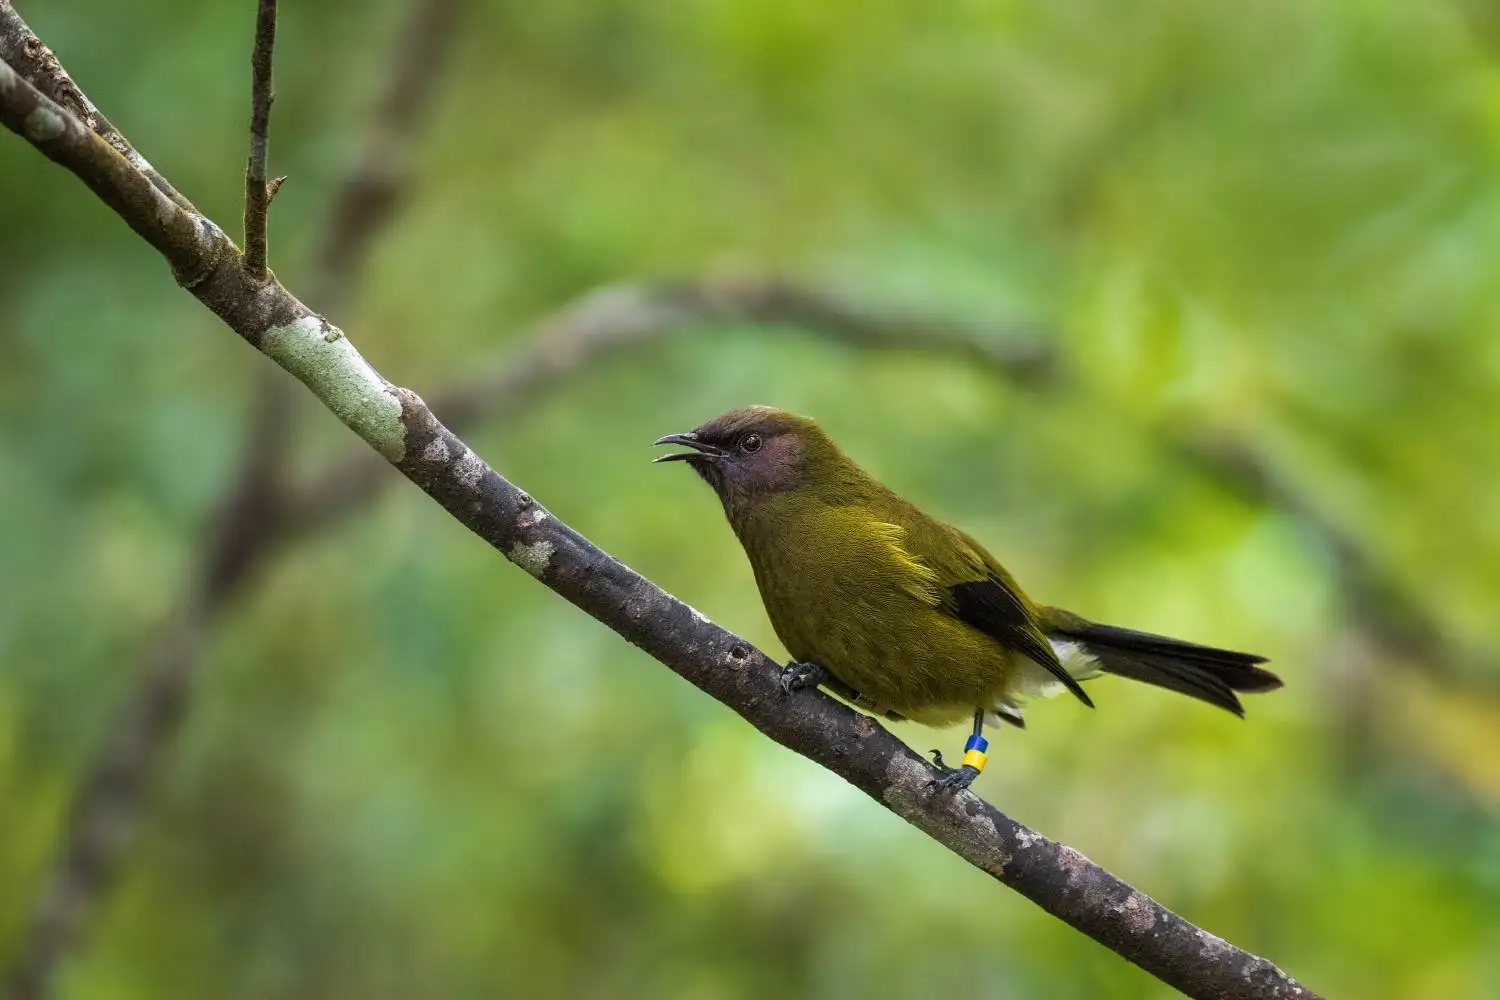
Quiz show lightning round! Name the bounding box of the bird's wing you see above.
[924,524,1095,708]
[854,494,1094,708]
[943,576,1094,707]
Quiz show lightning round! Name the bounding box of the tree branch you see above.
[242,0,278,279]
[0,2,192,211]
[0,52,1318,1000]
[1,2,465,997]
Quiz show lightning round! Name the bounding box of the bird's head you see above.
[654,406,833,517]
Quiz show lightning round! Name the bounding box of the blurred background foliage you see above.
[3,0,1500,996]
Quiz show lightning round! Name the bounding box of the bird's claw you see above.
[779,660,827,695]
[935,765,981,793]
[928,749,980,794]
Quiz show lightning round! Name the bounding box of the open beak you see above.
[652,431,725,464]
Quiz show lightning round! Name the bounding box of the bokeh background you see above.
[4,0,1500,997]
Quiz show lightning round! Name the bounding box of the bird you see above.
[653,405,1282,793]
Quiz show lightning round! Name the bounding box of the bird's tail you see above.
[1041,611,1282,717]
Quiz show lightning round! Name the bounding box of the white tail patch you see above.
[994,638,1102,721]
[1049,638,1102,680]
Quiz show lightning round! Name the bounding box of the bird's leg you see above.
[930,709,989,793]
[779,660,867,702]
[778,661,907,721]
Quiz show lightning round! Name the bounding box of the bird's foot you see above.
[928,749,981,794]
[779,660,829,695]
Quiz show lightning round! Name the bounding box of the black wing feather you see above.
[948,579,1094,708]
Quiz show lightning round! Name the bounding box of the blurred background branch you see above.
[278,278,1055,533]
[1,0,466,996]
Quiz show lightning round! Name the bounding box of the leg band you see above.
[962,734,989,773]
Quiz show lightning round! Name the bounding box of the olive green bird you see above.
[654,406,1282,793]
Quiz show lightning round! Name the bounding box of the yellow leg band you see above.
[962,749,988,772]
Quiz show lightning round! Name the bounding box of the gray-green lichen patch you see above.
[1014,827,1046,852]
[261,316,405,461]
[452,449,486,490]
[508,539,554,577]
[24,106,66,141]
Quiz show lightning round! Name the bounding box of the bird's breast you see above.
[733,501,1019,718]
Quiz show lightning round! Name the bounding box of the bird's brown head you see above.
[654,406,833,519]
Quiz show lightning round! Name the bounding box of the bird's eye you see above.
[741,433,763,454]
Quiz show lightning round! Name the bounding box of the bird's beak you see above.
[652,431,725,464]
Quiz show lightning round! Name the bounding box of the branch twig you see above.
[242,0,278,279]
[0,50,1318,1000]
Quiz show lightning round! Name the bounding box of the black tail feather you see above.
[1053,622,1281,717]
